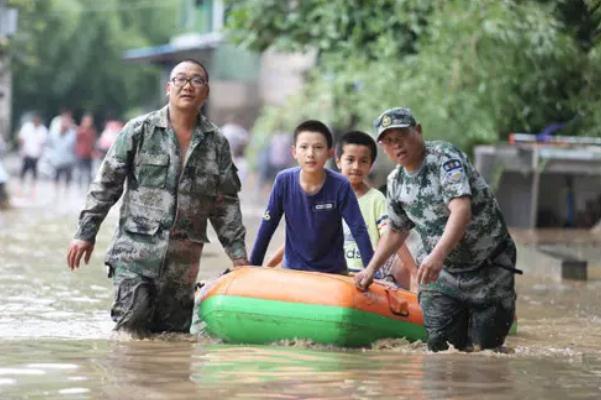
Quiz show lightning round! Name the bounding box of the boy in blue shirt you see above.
[249,120,374,273]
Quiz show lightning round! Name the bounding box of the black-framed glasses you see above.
[170,75,208,88]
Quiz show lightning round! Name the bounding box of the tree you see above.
[226,0,601,151]
[7,0,180,129]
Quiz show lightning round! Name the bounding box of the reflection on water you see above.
[1,182,601,398]
[2,340,601,399]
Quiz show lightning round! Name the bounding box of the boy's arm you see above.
[394,244,419,292]
[417,196,471,284]
[249,176,284,265]
[265,244,284,267]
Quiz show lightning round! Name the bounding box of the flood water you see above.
[1,181,601,399]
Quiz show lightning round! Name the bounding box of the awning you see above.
[123,32,224,64]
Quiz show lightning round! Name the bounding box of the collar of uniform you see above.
[155,106,170,128]
[157,105,218,135]
[195,113,219,136]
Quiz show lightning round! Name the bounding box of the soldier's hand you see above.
[354,267,375,292]
[67,239,94,271]
[417,254,444,285]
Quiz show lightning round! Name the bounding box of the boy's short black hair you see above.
[336,130,377,165]
[293,120,333,149]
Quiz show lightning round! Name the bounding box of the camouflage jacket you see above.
[75,106,247,277]
[387,141,514,272]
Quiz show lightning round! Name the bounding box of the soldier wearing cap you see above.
[66,59,248,336]
[355,106,518,352]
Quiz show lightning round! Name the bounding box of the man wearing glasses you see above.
[355,107,519,352]
[67,59,248,336]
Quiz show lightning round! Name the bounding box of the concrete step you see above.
[516,244,587,281]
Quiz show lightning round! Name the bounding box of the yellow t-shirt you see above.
[343,187,388,272]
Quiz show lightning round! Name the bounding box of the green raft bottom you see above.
[200,295,517,348]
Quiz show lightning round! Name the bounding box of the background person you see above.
[0,135,9,208]
[75,113,97,188]
[47,114,76,191]
[17,113,48,195]
[221,117,249,182]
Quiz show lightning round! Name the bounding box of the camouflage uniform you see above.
[74,106,246,334]
[386,140,516,351]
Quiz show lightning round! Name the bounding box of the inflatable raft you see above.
[197,267,427,347]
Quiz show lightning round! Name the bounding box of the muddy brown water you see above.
[1,181,600,399]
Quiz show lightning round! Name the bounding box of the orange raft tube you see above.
[198,267,427,347]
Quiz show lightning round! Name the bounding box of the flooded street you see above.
[1,180,601,399]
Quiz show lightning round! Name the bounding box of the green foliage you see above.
[227,0,601,152]
[7,0,180,127]
[226,0,433,58]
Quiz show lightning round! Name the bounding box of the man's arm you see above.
[210,139,248,265]
[209,168,248,265]
[416,196,471,285]
[355,228,409,290]
[67,123,134,270]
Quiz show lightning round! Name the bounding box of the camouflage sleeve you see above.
[386,174,414,233]
[74,122,136,243]
[209,138,247,260]
[439,149,471,204]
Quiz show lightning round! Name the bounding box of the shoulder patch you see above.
[442,159,463,172]
[445,169,464,183]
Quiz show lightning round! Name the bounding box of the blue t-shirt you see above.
[250,167,374,274]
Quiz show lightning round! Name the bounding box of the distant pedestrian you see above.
[47,114,76,191]
[75,113,97,187]
[96,120,122,160]
[260,131,293,193]
[221,118,249,182]
[49,108,73,137]
[269,131,293,175]
[0,135,9,208]
[17,113,48,194]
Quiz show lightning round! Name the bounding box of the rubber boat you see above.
[197,267,517,347]
[198,266,427,347]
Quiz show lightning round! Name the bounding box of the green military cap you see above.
[373,107,417,140]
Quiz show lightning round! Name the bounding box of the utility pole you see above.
[0,0,18,141]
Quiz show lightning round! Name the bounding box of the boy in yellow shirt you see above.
[336,130,417,290]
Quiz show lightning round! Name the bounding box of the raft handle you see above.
[385,289,409,317]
